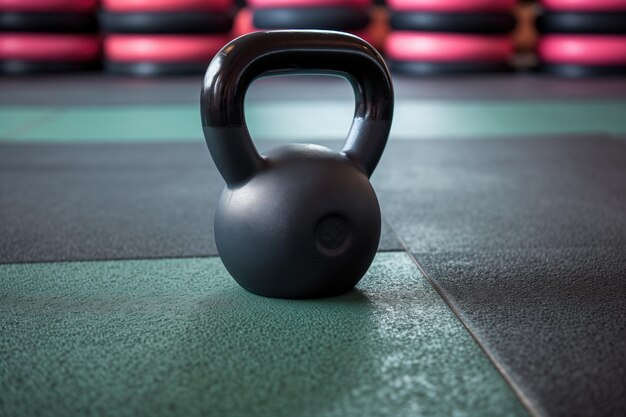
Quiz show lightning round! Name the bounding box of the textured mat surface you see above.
[417,249,626,417]
[375,135,626,417]
[0,252,527,417]
[377,135,626,252]
[3,134,625,417]
[0,141,402,263]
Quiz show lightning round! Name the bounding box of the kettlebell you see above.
[201,30,394,299]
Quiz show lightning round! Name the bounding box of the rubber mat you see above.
[376,135,626,252]
[417,248,626,417]
[2,76,626,105]
[2,101,626,142]
[0,253,528,417]
[0,141,402,264]
[374,134,626,417]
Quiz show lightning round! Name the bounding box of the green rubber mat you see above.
[0,107,59,138]
[1,100,625,142]
[0,253,527,417]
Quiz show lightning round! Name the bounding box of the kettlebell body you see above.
[215,144,380,298]
[201,31,394,299]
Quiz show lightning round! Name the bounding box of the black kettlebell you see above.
[201,30,394,299]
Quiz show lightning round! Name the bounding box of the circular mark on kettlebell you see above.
[315,215,352,256]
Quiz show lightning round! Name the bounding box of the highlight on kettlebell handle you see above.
[200,30,394,187]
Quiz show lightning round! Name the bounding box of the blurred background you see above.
[2,0,625,142]
[0,0,624,77]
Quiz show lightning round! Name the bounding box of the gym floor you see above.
[1,74,626,417]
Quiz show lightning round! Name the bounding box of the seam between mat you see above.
[0,107,66,140]
[385,219,543,417]
[0,249,407,266]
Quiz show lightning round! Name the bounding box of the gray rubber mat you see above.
[2,75,626,105]
[0,141,402,264]
[2,134,625,416]
[417,248,626,417]
[374,134,626,417]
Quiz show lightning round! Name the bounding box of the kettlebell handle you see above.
[201,30,394,186]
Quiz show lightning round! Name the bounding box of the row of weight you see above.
[234,0,626,76]
[536,0,626,76]
[0,0,236,75]
[101,0,234,76]
[1,0,625,76]
[384,0,519,75]
[0,0,100,73]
